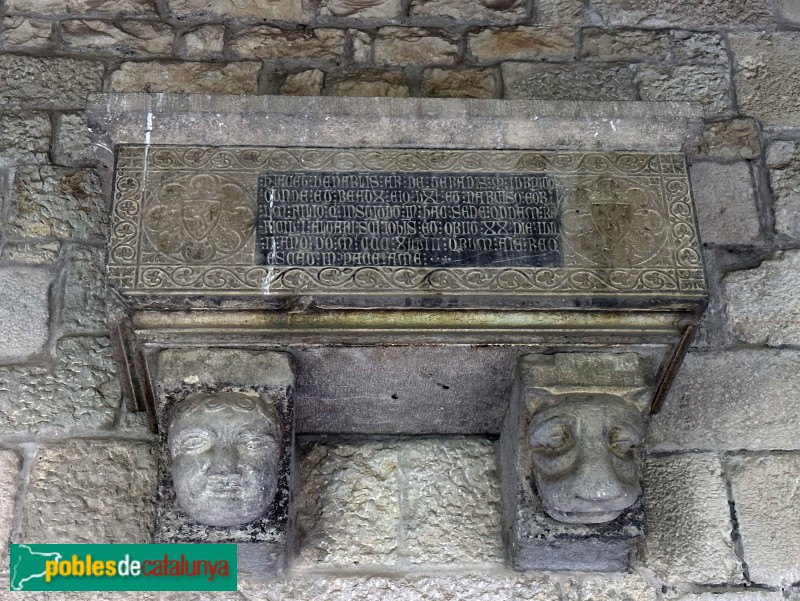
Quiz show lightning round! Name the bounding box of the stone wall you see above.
[1,0,799,599]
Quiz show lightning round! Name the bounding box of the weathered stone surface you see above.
[62,245,107,336]
[502,63,635,100]
[8,166,105,240]
[0,267,52,363]
[61,19,173,55]
[53,112,95,166]
[1,17,52,48]
[537,0,583,23]
[410,0,526,20]
[559,573,657,601]
[0,112,51,164]
[767,141,800,240]
[675,593,786,601]
[421,67,497,98]
[689,162,759,245]
[402,439,503,564]
[726,251,800,346]
[330,70,409,97]
[158,348,294,390]
[588,0,771,26]
[374,27,458,66]
[0,451,21,566]
[671,31,727,65]
[774,0,800,25]
[581,28,668,61]
[24,440,156,544]
[642,454,741,584]
[648,350,800,451]
[182,25,224,59]
[0,241,61,264]
[0,56,103,109]
[727,454,800,586]
[0,337,120,435]
[111,62,259,94]
[298,442,399,566]
[636,65,730,115]
[696,118,760,160]
[467,26,574,63]
[320,0,402,17]
[351,29,372,62]
[281,69,325,96]
[230,27,344,60]
[6,0,156,13]
[167,0,304,21]
[730,32,800,128]
[275,574,559,600]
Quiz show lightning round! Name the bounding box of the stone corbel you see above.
[152,348,296,576]
[501,352,653,572]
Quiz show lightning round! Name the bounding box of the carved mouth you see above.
[206,476,243,494]
[547,508,625,524]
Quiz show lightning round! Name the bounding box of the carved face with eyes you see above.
[527,393,645,524]
[168,392,282,527]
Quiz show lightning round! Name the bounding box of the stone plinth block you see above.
[154,349,296,576]
[0,266,52,363]
[0,451,21,567]
[500,353,653,572]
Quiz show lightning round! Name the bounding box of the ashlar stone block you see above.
[374,27,458,66]
[155,349,296,576]
[767,141,800,240]
[636,65,730,116]
[320,0,403,18]
[671,31,728,66]
[6,0,157,14]
[647,350,800,451]
[281,70,325,96]
[725,251,800,346]
[330,70,409,97]
[1,17,53,48]
[558,572,657,601]
[421,67,497,98]
[501,353,652,571]
[182,25,225,59]
[167,0,304,21]
[0,112,51,164]
[0,337,121,435]
[110,62,259,94]
[230,27,344,61]
[695,118,760,160]
[297,441,400,566]
[410,0,526,20]
[61,245,108,336]
[726,454,800,586]
[642,453,742,585]
[0,266,52,363]
[61,20,174,55]
[581,28,669,61]
[774,0,800,25]
[689,161,759,246]
[8,165,106,240]
[588,0,771,27]
[730,32,800,128]
[467,26,574,63]
[0,450,21,567]
[502,63,635,100]
[0,56,104,109]
[53,112,96,166]
[24,440,156,544]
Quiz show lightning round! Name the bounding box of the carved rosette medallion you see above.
[108,146,706,298]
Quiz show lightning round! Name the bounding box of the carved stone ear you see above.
[622,388,651,413]
[525,387,557,414]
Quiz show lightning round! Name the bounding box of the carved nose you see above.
[575,454,629,503]
[208,444,239,475]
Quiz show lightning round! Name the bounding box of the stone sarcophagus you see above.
[88,94,707,574]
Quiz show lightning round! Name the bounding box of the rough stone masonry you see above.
[0,0,799,599]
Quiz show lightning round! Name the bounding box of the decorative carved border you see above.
[109,146,707,297]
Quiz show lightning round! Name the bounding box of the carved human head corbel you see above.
[526,388,650,524]
[168,391,283,527]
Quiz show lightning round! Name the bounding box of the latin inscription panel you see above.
[256,171,561,269]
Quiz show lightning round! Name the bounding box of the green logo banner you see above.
[9,544,237,591]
